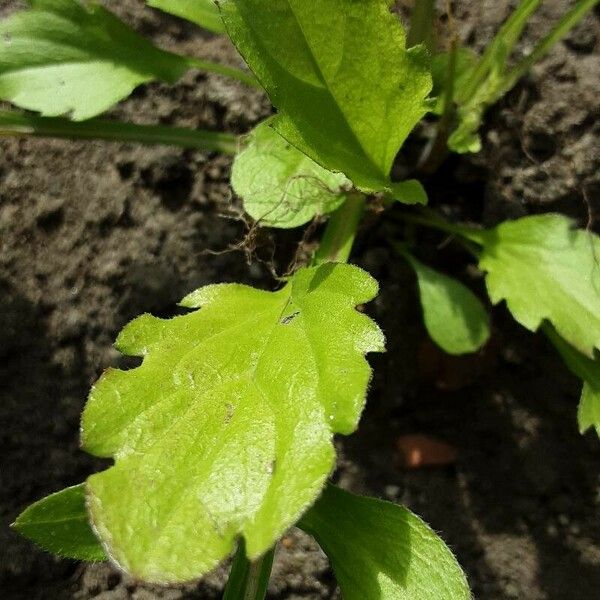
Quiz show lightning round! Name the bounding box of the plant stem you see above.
[222,541,275,600]
[0,111,238,154]
[313,192,366,265]
[186,57,261,88]
[419,37,458,173]
[407,0,436,51]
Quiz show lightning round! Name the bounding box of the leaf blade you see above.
[0,0,187,119]
[475,214,600,358]
[13,484,106,562]
[220,0,432,197]
[300,485,471,600]
[81,264,384,582]
[147,0,225,34]
[232,121,349,228]
[403,251,490,355]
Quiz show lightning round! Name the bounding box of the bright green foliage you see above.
[220,0,431,201]
[300,485,471,600]
[12,484,105,561]
[469,214,600,358]
[0,0,187,120]
[81,264,384,582]
[232,121,350,228]
[402,251,490,355]
[448,0,598,153]
[545,325,600,436]
[147,0,225,34]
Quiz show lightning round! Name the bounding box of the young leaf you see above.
[544,324,600,436]
[219,0,432,200]
[469,214,600,358]
[147,0,225,34]
[12,484,106,561]
[299,485,471,600]
[231,121,350,229]
[401,250,490,355]
[0,0,188,120]
[81,264,384,583]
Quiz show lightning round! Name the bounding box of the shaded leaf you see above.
[300,485,471,600]
[13,484,105,561]
[544,324,600,436]
[220,0,431,199]
[147,0,225,34]
[232,121,349,228]
[470,214,600,358]
[403,251,490,355]
[81,264,384,582]
[0,0,187,119]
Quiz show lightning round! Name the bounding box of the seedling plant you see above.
[6,1,600,598]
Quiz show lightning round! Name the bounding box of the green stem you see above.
[407,0,436,51]
[501,0,599,95]
[419,37,458,173]
[0,111,238,154]
[397,207,485,248]
[186,57,261,88]
[313,192,366,265]
[222,541,275,600]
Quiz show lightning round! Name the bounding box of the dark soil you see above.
[1,1,599,599]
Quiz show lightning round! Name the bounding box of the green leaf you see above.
[147,0,225,34]
[300,485,471,600]
[12,484,106,561]
[81,264,384,582]
[0,0,188,120]
[402,250,490,355]
[544,324,600,436]
[220,0,432,199]
[231,121,350,229]
[470,215,600,358]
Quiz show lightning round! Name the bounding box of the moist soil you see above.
[1,1,599,599]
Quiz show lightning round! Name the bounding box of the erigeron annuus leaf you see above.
[0,0,188,120]
[300,485,471,600]
[12,484,105,562]
[81,263,384,582]
[232,121,350,229]
[401,250,490,355]
[147,0,225,34]
[545,324,600,436]
[220,0,431,201]
[468,214,600,358]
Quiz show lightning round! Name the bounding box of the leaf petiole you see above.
[0,111,238,154]
[222,540,275,600]
[186,56,261,88]
[313,192,366,265]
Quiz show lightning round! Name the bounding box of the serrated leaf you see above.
[470,214,600,358]
[81,264,384,583]
[12,484,106,561]
[231,121,350,229]
[299,485,471,600]
[0,0,188,120]
[544,324,600,436]
[402,251,490,355]
[147,0,225,34]
[219,0,432,199]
